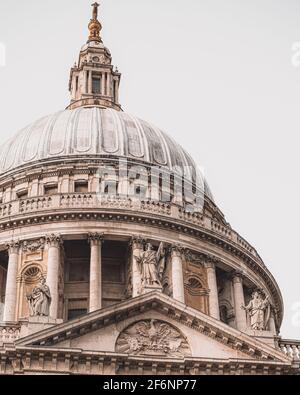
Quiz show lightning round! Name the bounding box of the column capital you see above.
[130,235,145,249]
[46,234,63,248]
[231,270,245,284]
[88,232,104,246]
[170,244,183,258]
[204,261,216,270]
[6,240,20,255]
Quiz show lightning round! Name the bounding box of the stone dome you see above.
[0,107,213,200]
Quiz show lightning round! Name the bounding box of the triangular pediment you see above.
[15,292,290,363]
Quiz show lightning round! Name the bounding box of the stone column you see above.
[115,80,119,104]
[204,261,220,320]
[101,73,106,96]
[88,70,93,94]
[106,73,111,97]
[171,245,185,304]
[3,241,20,322]
[131,237,144,298]
[88,233,104,313]
[269,311,277,335]
[83,70,88,94]
[46,235,62,320]
[232,273,247,331]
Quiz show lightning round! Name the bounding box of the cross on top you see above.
[91,2,100,20]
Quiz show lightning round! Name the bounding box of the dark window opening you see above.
[75,181,88,193]
[17,190,28,199]
[92,77,101,94]
[68,308,87,321]
[44,185,58,196]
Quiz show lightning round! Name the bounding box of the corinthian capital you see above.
[88,232,104,245]
[130,235,145,250]
[7,240,20,255]
[170,244,183,258]
[46,234,63,248]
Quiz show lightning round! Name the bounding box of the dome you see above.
[0,107,214,200]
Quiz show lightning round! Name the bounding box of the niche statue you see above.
[27,277,52,317]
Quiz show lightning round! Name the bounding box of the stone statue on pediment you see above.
[27,277,51,317]
[242,291,270,331]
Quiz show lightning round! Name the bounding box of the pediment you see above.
[16,292,290,363]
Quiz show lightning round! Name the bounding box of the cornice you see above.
[14,292,289,364]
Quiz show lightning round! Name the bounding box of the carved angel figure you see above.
[135,242,166,287]
[27,277,51,317]
[242,291,270,331]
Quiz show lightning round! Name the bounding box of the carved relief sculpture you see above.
[242,291,270,331]
[116,320,191,358]
[27,277,52,317]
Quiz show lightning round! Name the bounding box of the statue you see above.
[242,291,270,331]
[27,277,51,317]
[135,242,166,287]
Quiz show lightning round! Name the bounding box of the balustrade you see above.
[0,325,20,343]
[0,193,263,262]
[279,340,300,361]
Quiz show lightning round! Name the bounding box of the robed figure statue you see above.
[135,242,166,287]
[242,291,270,331]
[27,277,52,317]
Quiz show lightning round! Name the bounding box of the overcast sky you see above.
[0,0,300,339]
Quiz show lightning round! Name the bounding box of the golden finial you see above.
[88,2,102,43]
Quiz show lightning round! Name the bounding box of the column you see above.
[269,311,277,335]
[150,174,160,202]
[204,261,220,320]
[232,272,247,331]
[171,245,185,303]
[131,237,144,298]
[114,79,119,104]
[106,73,111,97]
[46,234,62,319]
[3,241,20,322]
[88,233,104,312]
[101,73,106,96]
[88,70,92,94]
[83,70,88,94]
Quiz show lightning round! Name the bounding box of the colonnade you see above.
[1,235,258,334]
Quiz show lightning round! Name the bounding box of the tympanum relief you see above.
[116,319,191,358]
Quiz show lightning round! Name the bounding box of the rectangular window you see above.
[68,260,89,282]
[17,190,28,199]
[75,181,88,193]
[68,308,87,321]
[44,185,58,196]
[92,77,101,94]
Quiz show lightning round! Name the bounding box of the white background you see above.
[0,0,299,339]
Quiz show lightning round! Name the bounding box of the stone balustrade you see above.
[0,193,259,260]
[279,340,300,361]
[60,194,94,207]
[0,203,12,218]
[0,325,21,344]
[19,196,53,213]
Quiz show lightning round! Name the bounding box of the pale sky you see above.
[0,0,300,339]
